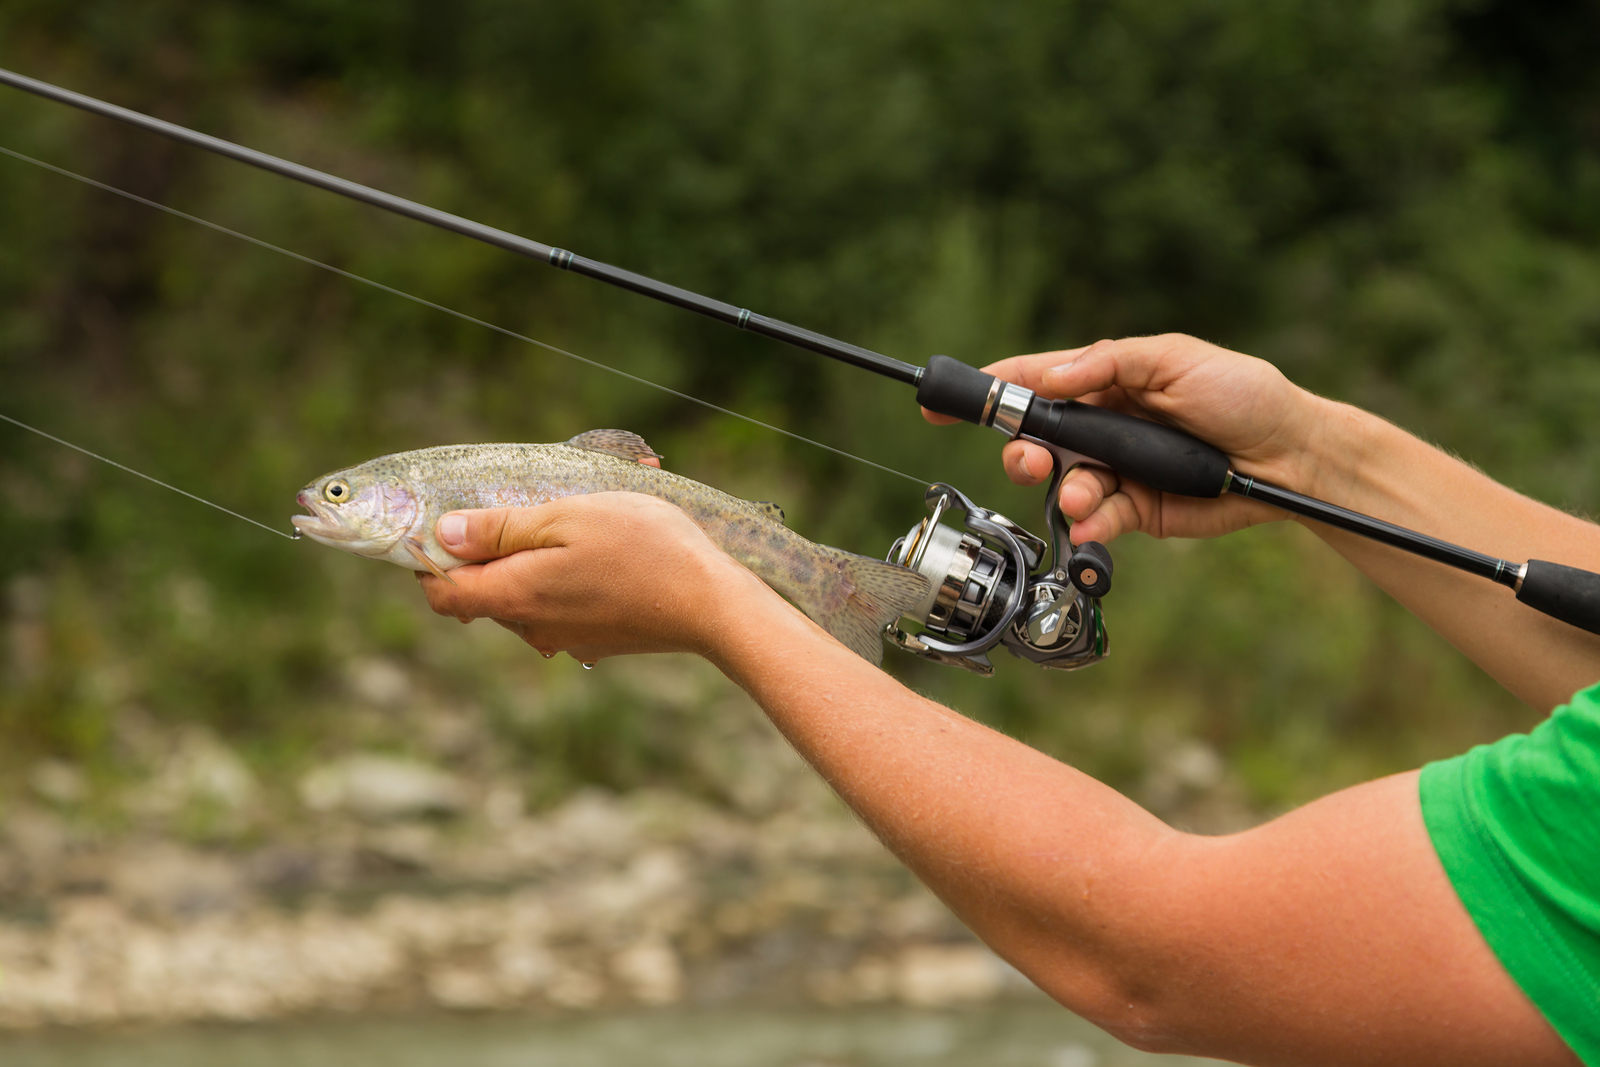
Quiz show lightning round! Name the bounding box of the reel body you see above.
[886,482,1110,676]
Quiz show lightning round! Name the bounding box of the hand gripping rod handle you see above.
[920,355,1600,636]
[917,355,1232,496]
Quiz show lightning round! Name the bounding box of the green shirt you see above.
[1421,681,1600,1064]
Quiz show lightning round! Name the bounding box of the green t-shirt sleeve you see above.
[1421,682,1600,1065]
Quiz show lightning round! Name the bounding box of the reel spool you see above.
[886,482,1111,676]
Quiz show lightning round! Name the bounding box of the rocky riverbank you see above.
[0,782,1040,1027]
[0,647,1260,1030]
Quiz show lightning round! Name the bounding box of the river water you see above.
[0,1002,1230,1067]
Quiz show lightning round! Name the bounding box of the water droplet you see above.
[581,662,595,670]
[541,651,554,659]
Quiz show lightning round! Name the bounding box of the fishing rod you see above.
[5,65,1599,673]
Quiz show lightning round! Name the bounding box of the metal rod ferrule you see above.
[991,382,1032,438]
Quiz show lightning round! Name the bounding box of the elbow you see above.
[1035,960,1204,1057]
[1018,838,1230,1057]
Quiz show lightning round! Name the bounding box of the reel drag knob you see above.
[1066,541,1113,598]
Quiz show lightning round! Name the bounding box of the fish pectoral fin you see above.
[566,429,664,464]
[750,500,786,525]
[403,536,457,585]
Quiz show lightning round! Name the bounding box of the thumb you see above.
[435,506,568,561]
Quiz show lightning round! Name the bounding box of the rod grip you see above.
[1020,399,1231,498]
[916,356,1231,497]
[916,355,995,424]
[1517,560,1600,635]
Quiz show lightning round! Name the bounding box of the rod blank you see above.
[1227,475,1516,583]
[0,66,921,385]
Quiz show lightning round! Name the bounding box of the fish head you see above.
[292,462,421,558]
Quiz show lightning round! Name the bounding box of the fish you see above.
[292,429,931,665]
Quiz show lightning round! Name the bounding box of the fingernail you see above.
[439,512,468,547]
[1017,453,1033,480]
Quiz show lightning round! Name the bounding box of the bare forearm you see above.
[699,565,1174,1022]
[1295,398,1600,709]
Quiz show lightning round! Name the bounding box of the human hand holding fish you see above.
[417,492,789,663]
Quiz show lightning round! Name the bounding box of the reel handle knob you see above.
[1067,541,1114,598]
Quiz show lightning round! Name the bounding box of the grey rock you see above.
[299,754,468,820]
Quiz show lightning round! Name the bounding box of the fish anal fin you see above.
[751,501,786,525]
[404,536,457,585]
[566,429,664,464]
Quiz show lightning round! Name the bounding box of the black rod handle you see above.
[1020,398,1231,498]
[1517,561,1600,636]
[915,355,1231,497]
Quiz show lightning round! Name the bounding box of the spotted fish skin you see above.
[293,431,930,665]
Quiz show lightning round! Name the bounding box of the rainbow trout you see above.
[293,429,930,664]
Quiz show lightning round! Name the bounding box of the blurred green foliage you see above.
[2,0,1597,815]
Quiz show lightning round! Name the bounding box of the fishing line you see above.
[0,145,928,489]
[0,411,298,540]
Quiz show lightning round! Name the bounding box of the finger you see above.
[1039,333,1214,405]
[419,558,534,620]
[1000,440,1057,486]
[1068,489,1147,545]
[435,505,570,562]
[1056,465,1120,522]
[979,345,1096,394]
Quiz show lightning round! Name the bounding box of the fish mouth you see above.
[292,490,361,543]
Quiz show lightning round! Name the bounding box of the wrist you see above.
[1286,394,1373,504]
[1292,396,1404,517]
[687,551,790,661]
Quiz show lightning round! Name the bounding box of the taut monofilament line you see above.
[0,412,299,540]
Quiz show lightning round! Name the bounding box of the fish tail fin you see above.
[818,551,931,666]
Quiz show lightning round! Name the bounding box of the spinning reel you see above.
[887,453,1113,676]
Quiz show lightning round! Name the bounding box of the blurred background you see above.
[1,1,1597,1063]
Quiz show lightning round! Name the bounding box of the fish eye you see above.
[324,479,351,503]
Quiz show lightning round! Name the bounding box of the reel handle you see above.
[917,355,1230,498]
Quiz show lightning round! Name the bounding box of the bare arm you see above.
[950,334,1600,710]
[418,498,1575,1066]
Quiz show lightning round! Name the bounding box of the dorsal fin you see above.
[566,429,664,464]
[751,501,786,525]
